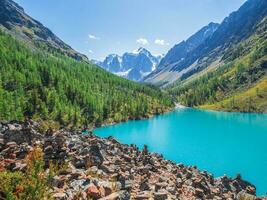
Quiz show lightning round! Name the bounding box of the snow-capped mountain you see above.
[94,48,162,81]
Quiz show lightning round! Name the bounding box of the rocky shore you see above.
[0,120,265,200]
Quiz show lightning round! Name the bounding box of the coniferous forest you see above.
[0,31,173,127]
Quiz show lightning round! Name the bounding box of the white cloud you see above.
[136,38,149,45]
[88,50,94,54]
[154,39,169,46]
[89,34,100,40]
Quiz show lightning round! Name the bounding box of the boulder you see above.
[52,176,65,188]
[53,192,67,200]
[154,190,168,200]
[87,184,101,199]
[139,179,150,191]
[70,179,86,191]
[89,144,104,167]
[99,185,112,197]
[4,128,41,145]
[73,158,87,169]
[99,190,130,200]
[155,182,167,192]
[135,191,150,200]
[12,162,27,172]
[16,145,30,159]
[6,142,17,148]
[246,186,256,195]
[99,181,112,197]
[124,180,133,191]
[237,191,257,200]
[195,188,204,198]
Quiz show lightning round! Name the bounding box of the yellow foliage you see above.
[0,147,53,200]
[38,120,60,134]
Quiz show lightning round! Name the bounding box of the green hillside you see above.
[200,77,267,113]
[167,17,267,113]
[0,30,174,127]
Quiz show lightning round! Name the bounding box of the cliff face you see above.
[0,120,264,199]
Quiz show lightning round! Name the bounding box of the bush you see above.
[0,171,23,200]
[38,120,60,134]
[0,148,53,200]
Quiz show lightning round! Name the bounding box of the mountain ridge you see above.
[145,0,267,86]
[144,22,219,85]
[157,22,219,71]
[0,0,88,62]
[96,47,162,81]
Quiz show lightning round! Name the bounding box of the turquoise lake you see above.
[94,108,267,195]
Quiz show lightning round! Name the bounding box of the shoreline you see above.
[96,106,175,129]
[198,106,267,115]
[174,102,187,109]
[0,120,266,199]
[93,107,267,196]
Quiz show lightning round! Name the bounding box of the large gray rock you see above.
[89,144,104,167]
[237,191,257,200]
[154,190,168,200]
[3,127,41,145]
[99,190,130,200]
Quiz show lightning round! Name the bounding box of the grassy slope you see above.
[167,17,267,113]
[200,77,267,113]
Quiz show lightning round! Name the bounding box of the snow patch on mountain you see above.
[94,48,162,82]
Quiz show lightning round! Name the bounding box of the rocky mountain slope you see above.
[144,0,267,87]
[96,48,162,81]
[0,0,88,62]
[1,120,266,200]
[144,22,219,85]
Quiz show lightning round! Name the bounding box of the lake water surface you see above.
[94,108,267,195]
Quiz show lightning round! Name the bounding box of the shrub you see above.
[0,171,23,200]
[0,147,53,200]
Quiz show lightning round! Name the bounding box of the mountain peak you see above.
[97,48,162,81]
[138,47,148,52]
[145,0,267,86]
[107,54,119,58]
[132,47,150,55]
[208,22,220,27]
[153,21,219,72]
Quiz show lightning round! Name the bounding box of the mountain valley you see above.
[0,0,267,199]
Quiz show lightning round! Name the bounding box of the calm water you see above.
[94,108,267,195]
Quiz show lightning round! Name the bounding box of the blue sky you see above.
[15,0,246,60]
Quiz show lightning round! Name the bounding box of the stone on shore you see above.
[0,121,265,200]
